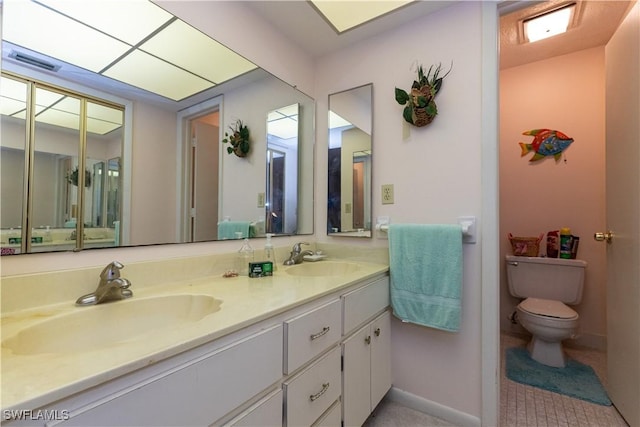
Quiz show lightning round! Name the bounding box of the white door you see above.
[602,3,639,426]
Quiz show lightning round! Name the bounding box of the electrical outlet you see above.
[257,192,265,208]
[382,184,394,204]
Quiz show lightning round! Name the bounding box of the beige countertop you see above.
[1,259,389,412]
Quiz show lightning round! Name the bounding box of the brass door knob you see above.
[594,231,613,244]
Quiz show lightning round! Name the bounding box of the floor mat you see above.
[505,346,611,406]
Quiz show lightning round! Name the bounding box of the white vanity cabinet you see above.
[5,269,390,427]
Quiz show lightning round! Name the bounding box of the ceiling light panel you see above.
[102,49,213,101]
[3,0,131,72]
[140,20,257,84]
[311,0,413,33]
[525,4,575,43]
[37,0,173,45]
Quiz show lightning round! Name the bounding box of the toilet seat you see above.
[519,297,578,320]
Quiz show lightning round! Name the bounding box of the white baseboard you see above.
[386,387,481,427]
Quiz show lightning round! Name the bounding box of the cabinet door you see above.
[342,323,371,427]
[370,311,391,409]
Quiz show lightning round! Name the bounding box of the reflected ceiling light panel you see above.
[328,111,352,129]
[0,77,27,116]
[88,103,123,126]
[311,0,413,33]
[37,0,173,45]
[524,4,575,43]
[268,104,299,139]
[2,0,130,72]
[103,49,213,101]
[141,20,257,84]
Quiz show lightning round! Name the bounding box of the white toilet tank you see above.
[506,255,587,304]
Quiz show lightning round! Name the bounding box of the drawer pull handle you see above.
[310,383,330,402]
[365,335,371,345]
[374,328,381,337]
[310,326,330,341]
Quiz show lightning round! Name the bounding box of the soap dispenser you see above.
[264,233,277,271]
[236,238,255,276]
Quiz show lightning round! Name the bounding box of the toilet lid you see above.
[519,298,578,319]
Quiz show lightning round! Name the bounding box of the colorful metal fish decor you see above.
[519,129,574,162]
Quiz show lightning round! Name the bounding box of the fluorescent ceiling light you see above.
[524,4,575,43]
[311,0,413,33]
[2,0,257,102]
[3,0,131,73]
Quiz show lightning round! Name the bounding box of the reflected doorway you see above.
[188,110,220,242]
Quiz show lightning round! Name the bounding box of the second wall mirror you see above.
[327,84,372,238]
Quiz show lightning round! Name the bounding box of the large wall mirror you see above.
[0,0,314,255]
[327,84,373,238]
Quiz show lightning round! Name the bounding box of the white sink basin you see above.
[2,295,221,355]
[284,261,362,277]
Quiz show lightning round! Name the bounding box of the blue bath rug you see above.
[505,347,611,406]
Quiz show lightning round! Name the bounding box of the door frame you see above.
[175,95,223,243]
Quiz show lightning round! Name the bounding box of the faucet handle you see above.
[100,261,125,280]
[292,242,310,253]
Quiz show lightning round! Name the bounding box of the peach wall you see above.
[499,47,607,349]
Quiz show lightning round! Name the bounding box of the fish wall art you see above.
[519,129,574,162]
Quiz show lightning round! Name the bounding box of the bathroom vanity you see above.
[1,254,390,426]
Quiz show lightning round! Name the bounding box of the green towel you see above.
[389,224,463,332]
[217,221,250,240]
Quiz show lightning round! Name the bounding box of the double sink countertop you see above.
[1,258,389,412]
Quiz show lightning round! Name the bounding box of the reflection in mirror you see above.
[1,1,315,254]
[1,74,124,254]
[266,104,299,235]
[327,84,373,237]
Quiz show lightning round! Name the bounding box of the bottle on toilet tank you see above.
[559,227,573,259]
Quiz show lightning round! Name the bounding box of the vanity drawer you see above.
[312,399,341,427]
[284,346,341,427]
[224,389,283,427]
[284,298,341,374]
[342,276,390,335]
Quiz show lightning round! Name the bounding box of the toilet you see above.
[506,255,587,367]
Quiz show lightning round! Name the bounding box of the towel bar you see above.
[375,216,477,244]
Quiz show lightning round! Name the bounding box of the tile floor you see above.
[363,333,628,427]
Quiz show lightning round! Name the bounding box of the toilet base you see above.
[527,337,567,368]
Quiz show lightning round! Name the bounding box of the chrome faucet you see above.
[76,261,132,306]
[283,242,314,265]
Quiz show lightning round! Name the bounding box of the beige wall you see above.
[499,47,607,349]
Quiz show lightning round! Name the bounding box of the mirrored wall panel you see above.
[1,74,124,254]
[1,1,315,254]
[327,84,372,238]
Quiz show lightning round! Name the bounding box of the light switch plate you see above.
[257,192,265,208]
[382,184,394,204]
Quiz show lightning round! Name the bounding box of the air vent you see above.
[9,51,60,72]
